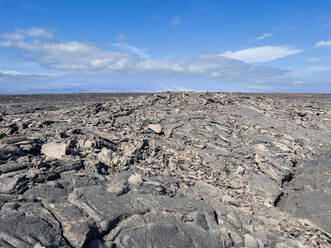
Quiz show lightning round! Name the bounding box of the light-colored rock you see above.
[97,147,112,164]
[148,124,163,134]
[84,139,93,148]
[41,142,68,159]
[128,174,143,186]
[123,143,136,157]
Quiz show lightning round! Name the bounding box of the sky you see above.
[0,0,331,94]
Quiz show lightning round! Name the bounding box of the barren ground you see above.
[0,92,330,248]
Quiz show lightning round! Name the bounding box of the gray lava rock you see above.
[0,92,330,248]
[0,202,69,247]
[279,190,331,234]
[246,173,282,205]
[0,176,20,193]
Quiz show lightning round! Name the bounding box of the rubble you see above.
[0,92,330,248]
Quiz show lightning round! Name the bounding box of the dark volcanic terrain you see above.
[0,92,330,248]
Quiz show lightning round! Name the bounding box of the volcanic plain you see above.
[0,92,330,248]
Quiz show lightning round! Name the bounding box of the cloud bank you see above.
[0,28,292,85]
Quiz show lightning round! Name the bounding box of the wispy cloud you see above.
[221,46,303,63]
[0,27,53,41]
[1,70,28,76]
[171,17,180,27]
[255,33,272,41]
[315,40,331,47]
[0,28,302,86]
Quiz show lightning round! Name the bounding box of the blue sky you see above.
[0,0,331,93]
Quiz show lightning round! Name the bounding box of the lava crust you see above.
[0,92,330,248]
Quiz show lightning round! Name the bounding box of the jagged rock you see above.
[0,93,330,248]
[41,142,69,159]
[46,202,97,248]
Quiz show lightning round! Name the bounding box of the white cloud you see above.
[0,28,53,41]
[256,33,272,41]
[315,40,331,47]
[24,27,53,39]
[1,70,28,76]
[171,17,180,26]
[0,28,297,85]
[220,46,303,63]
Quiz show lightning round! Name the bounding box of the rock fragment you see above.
[0,176,19,193]
[0,162,28,174]
[41,142,69,159]
[128,173,143,186]
[148,124,163,134]
[97,147,113,164]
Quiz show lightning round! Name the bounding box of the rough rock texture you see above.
[0,92,330,248]
[41,142,69,159]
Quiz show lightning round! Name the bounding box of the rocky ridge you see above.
[0,92,330,248]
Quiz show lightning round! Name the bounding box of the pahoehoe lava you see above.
[0,92,330,248]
